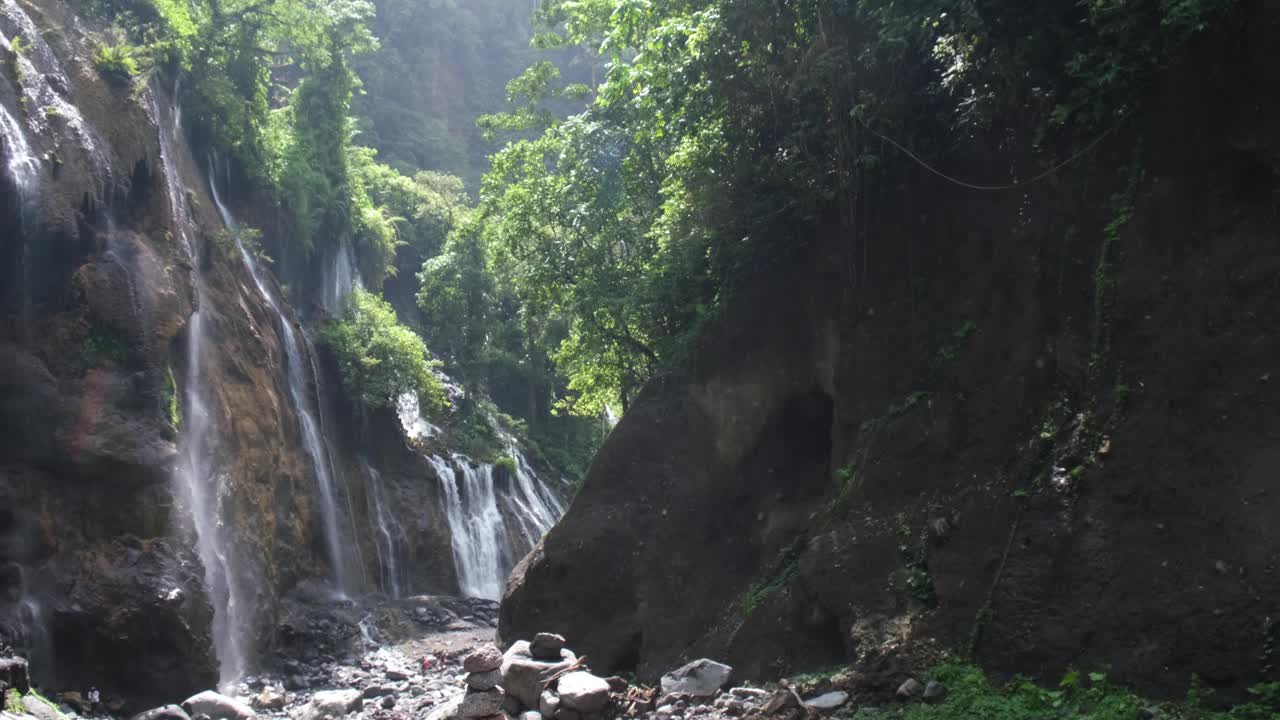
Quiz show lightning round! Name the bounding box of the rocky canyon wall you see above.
[501,4,1280,701]
[0,0,567,708]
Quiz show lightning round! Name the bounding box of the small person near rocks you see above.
[87,686,102,716]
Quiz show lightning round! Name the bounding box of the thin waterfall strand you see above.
[152,87,247,687]
[208,157,357,595]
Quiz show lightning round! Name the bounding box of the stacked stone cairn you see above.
[429,633,617,720]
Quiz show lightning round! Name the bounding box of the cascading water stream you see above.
[208,158,361,596]
[151,85,248,688]
[427,455,513,600]
[0,101,38,337]
[361,459,405,598]
[500,445,565,546]
[303,330,370,589]
[322,240,359,314]
[6,563,53,686]
[0,103,37,192]
[396,391,442,440]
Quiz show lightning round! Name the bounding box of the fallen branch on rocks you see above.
[542,655,589,689]
[620,685,657,715]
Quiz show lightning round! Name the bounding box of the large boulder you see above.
[128,705,191,720]
[501,640,577,709]
[21,694,63,720]
[556,672,610,713]
[802,692,848,711]
[0,657,30,694]
[289,689,362,720]
[660,660,732,698]
[495,40,1280,698]
[181,691,254,720]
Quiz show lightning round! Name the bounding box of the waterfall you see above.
[322,240,359,314]
[396,391,442,441]
[505,445,565,543]
[0,0,109,191]
[208,157,362,596]
[175,309,249,688]
[15,596,51,683]
[361,460,406,599]
[151,85,248,689]
[0,102,37,338]
[428,455,513,600]
[0,104,37,194]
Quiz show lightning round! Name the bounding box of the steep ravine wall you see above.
[0,0,329,702]
[0,0,570,705]
[501,8,1280,702]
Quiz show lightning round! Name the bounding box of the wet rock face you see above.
[52,538,217,700]
[0,0,321,704]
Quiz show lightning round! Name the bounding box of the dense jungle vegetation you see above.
[77,0,1238,466]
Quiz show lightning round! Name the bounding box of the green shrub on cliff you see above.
[494,453,517,475]
[93,38,141,84]
[163,365,181,429]
[320,288,446,412]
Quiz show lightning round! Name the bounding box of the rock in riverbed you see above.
[557,671,611,712]
[181,691,255,720]
[660,660,733,698]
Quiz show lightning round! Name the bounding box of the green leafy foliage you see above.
[208,224,269,263]
[494,454,518,475]
[93,0,404,278]
[446,0,1239,425]
[320,288,446,411]
[416,215,494,371]
[843,664,1280,720]
[5,689,22,714]
[93,36,141,84]
[163,365,182,429]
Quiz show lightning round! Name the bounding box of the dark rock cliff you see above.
[0,0,328,703]
[0,0,570,706]
[501,4,1280,700]
[0,0,467,705]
